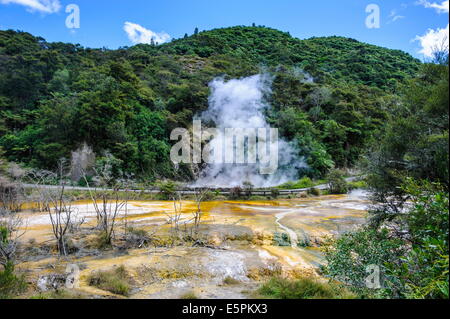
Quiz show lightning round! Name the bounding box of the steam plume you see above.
[193,74,305,188]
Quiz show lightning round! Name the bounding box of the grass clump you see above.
[273,232,291,247]
[87,265,131,296]
[30,289,85,299]
[92,232,113,250]
[257,277,355,299]
[223,276,241,285]
[180,291,198,299]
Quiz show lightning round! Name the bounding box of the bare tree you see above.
[26,169,57,213]
[431,35,449,65]
[0,164,26,213]
[84,184,124,246]
[47,184,74,256]
[0,212,25,268]
[83,154,128,246]
[120,174,134,236]
[161,193,184,245]
[191,188,210,235]
[171,193,183,238]
[26,159,76,256]
[0,160,27,266]
[44,159,75,256]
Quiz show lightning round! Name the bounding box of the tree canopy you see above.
[0,26,421,182]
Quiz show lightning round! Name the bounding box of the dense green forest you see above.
[0,26,421,182]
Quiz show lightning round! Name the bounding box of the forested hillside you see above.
[0,26,421,182]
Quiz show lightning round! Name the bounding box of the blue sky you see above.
[0,0,448,59]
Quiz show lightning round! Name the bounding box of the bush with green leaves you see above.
[270,188,280,199]
[322,227,405,297]
[0,262,26,299]
[323,180,449,299]
[389,180,449,299]
[326,169,349,194]
[0,215,26,299]
[307,187,321,196]
[324,51,448,299]
[278,177,314,189]
[273,232,291,247]
[155,180,178,200]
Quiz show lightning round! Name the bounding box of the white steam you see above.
[193,74,306,188]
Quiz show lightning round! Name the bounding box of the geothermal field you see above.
[16,191,369,299]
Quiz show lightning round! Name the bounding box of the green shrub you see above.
[87,265,131,296]
[258,277,355,299]
[278,177,314,189]
[0,225,8,245]
[348,180,367,190]
[324,180,449,299]
[270,188,280,199]
[155,180,178,200]
[391,181,449,298]
[307,187,321,196]
[326,170,349,194]
[0,262,27,299]
[322,227,405,297]
[273,232,291,246]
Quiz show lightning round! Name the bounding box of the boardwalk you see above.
[23,177,361,196]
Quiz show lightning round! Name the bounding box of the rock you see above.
[207,234,223,246]
[172,280,189,288]
[37,274,67,292]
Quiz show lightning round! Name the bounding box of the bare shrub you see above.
[164,194,183,244]
[191,188,211,236]
[29,159,76,256]
[83,154,129,247]
[0,212,25,268]
[0,167,26,213]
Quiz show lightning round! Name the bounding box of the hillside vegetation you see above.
[0,26,421,181]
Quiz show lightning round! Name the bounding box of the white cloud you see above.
[123,22,171,45]
[415,23,449,57]
[417,0,449,13]
[392,15,405,21]
[388,9,405,23]
[0,0,61,13]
